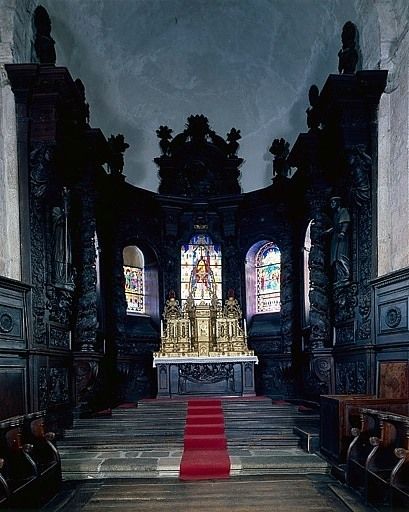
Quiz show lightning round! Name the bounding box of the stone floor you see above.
[60,445,329,479]
[43,474,376,512]
[39,398,379,511]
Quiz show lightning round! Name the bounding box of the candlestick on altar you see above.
[160,320,164,338]
[244,318,247,337]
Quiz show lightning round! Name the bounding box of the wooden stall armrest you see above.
[346,427,361,461]
[44,432,60,464]
[390,448,409,487]
[365,435,382,471]
[0,458,11,498]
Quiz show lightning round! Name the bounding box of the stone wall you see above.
[356,0,409,276]
[0,0,37,280]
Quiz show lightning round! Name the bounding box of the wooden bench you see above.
[346,406,409,507]
[321,395,408,464]
[0,411,61,508]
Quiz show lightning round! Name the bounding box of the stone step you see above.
[61,448,329,481]
[60,400,328,481]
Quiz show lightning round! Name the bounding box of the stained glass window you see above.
[256,242,281,313]
[123,246,144,314]
[181,234,222,305]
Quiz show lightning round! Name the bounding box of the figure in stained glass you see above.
[181,234,222,305]
[123,245,145,314]
[256,242,281,313]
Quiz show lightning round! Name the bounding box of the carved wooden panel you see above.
[378,361,409,399]
[373,270,409,346]
[0,279,28,350]
[379,300,408,334]
[335,359,368,394]
[0,363,27,420]
[47,322,71,350]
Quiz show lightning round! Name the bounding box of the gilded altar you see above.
[153,290,258,397]
[154,292,255,358]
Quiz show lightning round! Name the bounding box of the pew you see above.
[321,395,408,464]
[0,411,61,508]
[346,407,409,507]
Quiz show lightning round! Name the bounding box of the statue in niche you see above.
[51,188,74,288]
[338,21,358,74]
[33,6,56,64]
[324,197,351,284]
[347,145,371,207]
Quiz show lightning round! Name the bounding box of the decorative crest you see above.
[155,115,242,196]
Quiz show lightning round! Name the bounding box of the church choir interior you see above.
[1,1,409,510]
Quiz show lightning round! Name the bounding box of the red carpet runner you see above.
[179,399,231,480]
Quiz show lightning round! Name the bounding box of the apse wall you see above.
[355,0,409,276]
[0,0,37,279]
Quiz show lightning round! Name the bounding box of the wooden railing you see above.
[0,411,61,508]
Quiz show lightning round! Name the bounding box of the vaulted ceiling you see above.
[44,0,358,192]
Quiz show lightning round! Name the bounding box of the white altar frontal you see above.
[154,287,258,397]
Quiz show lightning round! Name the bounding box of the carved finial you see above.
[269,138,290,178]
[223,290,242,319]
[107,134,129,176]
[186,114,210,142]
[306,85,321,132]
[156,125,173,156]
[33,6,56,64]
[338,21,358,74]
[74,79,90,125]
[226,128,241,157]
[163,290,181,319]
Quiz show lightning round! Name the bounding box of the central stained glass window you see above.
[181,234,222,305]
[256,241,281,313]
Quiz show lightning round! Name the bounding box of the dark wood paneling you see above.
[0,362,27,420]
[378,361,409,399]
[0,277,29,350]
